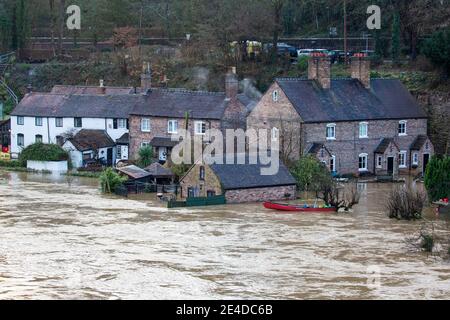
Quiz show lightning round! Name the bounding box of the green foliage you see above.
[296,55,309,73]
[138,146,154,168]
[0,160,23,168]
[18,143,69,166]
[99,167,127,193]
[290,155,332,192]
[422,29,450,77]
[391,12,400,64]
[424,156,450,202]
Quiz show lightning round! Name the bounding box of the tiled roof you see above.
[276,78,427,123]
[51,85,134,95]
[306,143,330,155]
[410,135,429,151]
[209,155,296,190]
[150,136,179,148]
[68,129,115,152]
[117,165,152,180]
[116,133,129,144]
[374,138,398,154]
[144,162,174,177]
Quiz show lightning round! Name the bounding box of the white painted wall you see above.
[63,141,117,169]
[27,160,68,172]
[10,115,128,158]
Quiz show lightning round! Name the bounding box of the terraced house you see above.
[247,53,434,176]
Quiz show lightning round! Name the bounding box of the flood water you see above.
[0,170,449,300]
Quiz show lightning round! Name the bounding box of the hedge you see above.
[18,143,69,166]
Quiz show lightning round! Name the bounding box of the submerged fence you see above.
[167,195,226,209]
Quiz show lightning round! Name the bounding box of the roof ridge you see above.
[151,87,225,96]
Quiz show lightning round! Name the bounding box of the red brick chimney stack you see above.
[225,67,238,101]
[141,62,152,94]
[99,79,106,94]
[351,53,371,89]
[308,52,331,89]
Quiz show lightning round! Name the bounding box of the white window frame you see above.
[359,153,368,172]
[17,116,24,125]
[168,120,178,134]
[330,155,336,172]
[412,152,419,166]
[399,151,407,168]
[17,134,24,147]
[195,121,206,135]
[376,155,383,169]
[35,117,43,127]
[271,127,279,141]
[359,122,368,138]
[326,123,336,140]
[141,118,151,132]
[140,141,151,148]
[398,120,407,136]
[35,134,43,143]
[118,118,127,129]
[272,90,279,102]
[55,117,63,127]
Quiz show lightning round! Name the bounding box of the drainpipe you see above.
[47,117,50,143]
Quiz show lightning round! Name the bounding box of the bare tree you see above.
[58,0,66,56]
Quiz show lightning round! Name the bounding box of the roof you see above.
[306,143,330,155]
[208,155,296,190]
[11,93,137,118]
[150,136,179,148]
[51,85,134,95]
[129,88,228,119]
[374,138,398,154]
[117,165,152,180]
[116,133,129,144]
[67,129,115,151]
[144,162,174,177]
[410,135,429,151]
[275,78,427,123]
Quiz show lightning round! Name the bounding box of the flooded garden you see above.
[0,170,449,299]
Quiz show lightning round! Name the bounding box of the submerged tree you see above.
[424,156,450,202]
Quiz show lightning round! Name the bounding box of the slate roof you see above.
[410,135,429,151]
[117,165,152,180]
[11,93,138,118]
[374,138,397,154]
[68,129,115,152]
[144,162,174,177]
[275,78,427,123]
[306,143,329,155]
[209,155,296,190]
[116,133,129,144]
[150,136,179,147]
[51,85,134,95]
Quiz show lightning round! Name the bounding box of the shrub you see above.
[138,146,154,168]
[290,155,333,192]
[99,168,127,194]
[0,160,24,168]
[386,185,426,220]
[424,156,450,202]
[421,28,450,77]
[297,55,309,73]
[18,143,69,167]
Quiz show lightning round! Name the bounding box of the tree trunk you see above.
[58,0,66,56]
[271,1,283,63]
[49,0,56,57]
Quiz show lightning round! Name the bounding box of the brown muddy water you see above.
[0,170,449,300]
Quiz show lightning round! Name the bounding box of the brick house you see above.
[179,156,297,203]
[128,68,251,162]
[247,53,434,176]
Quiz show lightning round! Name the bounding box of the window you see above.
[141,142,151,148]
[326,124,336,140]
[398,120,407,136]
[377,155,383,168]
[359,153,368,171]
[17,116,24,125]
[272,127,279,141]
[195,121,206,135]
[35,117,43,126]
[199,166,205,181]
[272,90,279,102]
[35,135,43,143]
[74,118,83,128]
[141,118,151,132]
[330,155,336,172]
[55,117,63,127]
[168,120,178,134]
[412,153,419,166]
[399,151,407,168]
[17,134,24,147]
[114,118,127,129]
[359,122,368,138]
[207,190,216,197]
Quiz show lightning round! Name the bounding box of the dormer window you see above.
[326,124,336,140]
[398,120,407,136]
[272,90,279,102]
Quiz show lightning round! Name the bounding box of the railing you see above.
[0,80,18,105]
[168,195,227,209]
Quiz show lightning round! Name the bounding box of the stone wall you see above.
[179,164,223,198]
[225,185,297,204]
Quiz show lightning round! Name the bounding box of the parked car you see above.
[265,43,298,60]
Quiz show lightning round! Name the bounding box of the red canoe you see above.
[263,202,337,213]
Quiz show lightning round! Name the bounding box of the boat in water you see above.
[263,202,337,213]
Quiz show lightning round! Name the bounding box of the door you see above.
[387,157,394,175]
[107,148,113,166]
[423,154,430,175]
[159,147,167,162]
[187,187,195,198]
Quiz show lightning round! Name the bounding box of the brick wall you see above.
[225,185,297,204]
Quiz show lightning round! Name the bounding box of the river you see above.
[0,170,449,300]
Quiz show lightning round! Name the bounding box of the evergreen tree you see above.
[391,12,400,64]
[424,156,450,202]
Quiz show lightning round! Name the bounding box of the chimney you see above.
[308,53,331,89]
[26,84,33,94]
[351,53,371,89]
[225,67,238,101]
[141,62,152,94]
[99,79,106,94]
